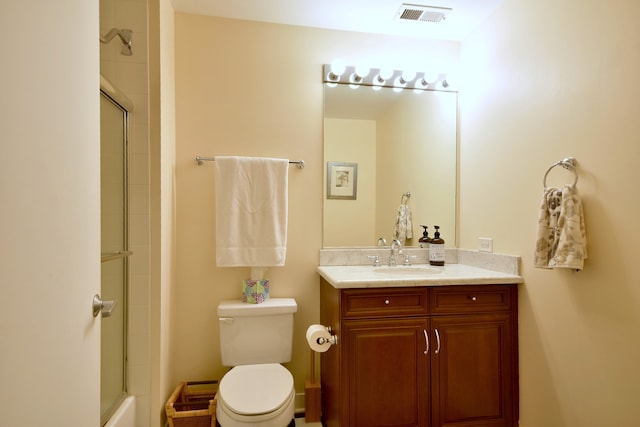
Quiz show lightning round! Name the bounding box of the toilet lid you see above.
[219,364,294,416]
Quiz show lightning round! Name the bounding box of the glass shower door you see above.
[100,91,130,425]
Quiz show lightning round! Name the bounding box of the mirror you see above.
[323,83,457,247]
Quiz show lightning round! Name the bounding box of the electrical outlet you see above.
[478,237,493,253]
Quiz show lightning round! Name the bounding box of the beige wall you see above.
[174,14,459,395]
[460,0,640,425]
[148,0,177,425]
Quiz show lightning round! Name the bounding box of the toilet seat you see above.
[217,363,295,426]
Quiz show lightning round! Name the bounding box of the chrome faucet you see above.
[389,239,402,266]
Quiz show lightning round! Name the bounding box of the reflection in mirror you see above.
[323,83,457,247]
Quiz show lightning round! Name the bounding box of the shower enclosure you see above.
[100,76,133,426]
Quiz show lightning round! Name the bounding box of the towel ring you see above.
[543,157,578,188]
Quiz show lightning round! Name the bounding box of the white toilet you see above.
[216,298,298,427]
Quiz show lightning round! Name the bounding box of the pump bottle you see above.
[419,225,431,249]
[429,225,445,266]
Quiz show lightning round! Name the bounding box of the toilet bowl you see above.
[216,364,295,427]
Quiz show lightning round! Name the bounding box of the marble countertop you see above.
[317,263,524,289]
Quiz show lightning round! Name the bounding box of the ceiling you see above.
[171,0,504,41]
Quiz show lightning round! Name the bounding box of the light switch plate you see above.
[478,237,493,253]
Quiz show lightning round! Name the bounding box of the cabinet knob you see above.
[470,296,477,301]
[385,299,390,305]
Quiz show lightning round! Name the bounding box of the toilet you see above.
[216,298,298,427]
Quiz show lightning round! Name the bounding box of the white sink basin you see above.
[374,266,442,276]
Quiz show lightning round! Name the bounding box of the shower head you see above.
[100,28,133,56]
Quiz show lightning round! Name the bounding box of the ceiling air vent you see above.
[396,4,452,23]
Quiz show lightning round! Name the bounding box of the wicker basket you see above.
[166,380,218,427]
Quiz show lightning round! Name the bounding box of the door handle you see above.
[423,329,429,354]
[93,294,117,318]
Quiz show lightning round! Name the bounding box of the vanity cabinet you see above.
[319,279,519,427]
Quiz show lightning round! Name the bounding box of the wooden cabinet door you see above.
[430,314,515,427]
[343,318,431,427]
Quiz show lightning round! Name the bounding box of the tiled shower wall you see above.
[100,0,151,426]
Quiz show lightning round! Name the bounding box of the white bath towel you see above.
[534,185,587,270]
[215,156,289,267]
[393,203,413,244]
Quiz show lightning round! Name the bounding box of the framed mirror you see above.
[323,83,457,247]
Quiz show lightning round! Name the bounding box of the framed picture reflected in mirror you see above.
[327,161,358,200]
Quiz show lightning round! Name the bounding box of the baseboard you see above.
[295,392,306,414]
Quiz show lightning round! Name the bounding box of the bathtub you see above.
[105,396,136,427]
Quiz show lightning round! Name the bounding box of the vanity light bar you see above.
[323,64,455,91]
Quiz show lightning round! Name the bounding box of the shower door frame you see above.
[100,77,133,426]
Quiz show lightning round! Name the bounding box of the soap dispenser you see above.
[419,225,431,249]
[429,225,445,266]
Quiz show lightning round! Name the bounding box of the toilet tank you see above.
[218,298,297,367]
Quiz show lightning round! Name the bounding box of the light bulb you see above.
[394,76,407,88]
[401,70,417,83]
[327,61,346,81]
[355,65,370,79]
[415,76,429,89]
[377,68,394,83]
[330,61,346,76]
[349,73,363,84]
[441,74,455,89]
[441,71,457,89]
[422,72,439,85]
[327,72,339,82]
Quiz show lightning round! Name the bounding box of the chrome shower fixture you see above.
[100,28,133,56]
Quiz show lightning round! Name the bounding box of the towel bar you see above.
[195,156,304,169]
[543,157,578,187]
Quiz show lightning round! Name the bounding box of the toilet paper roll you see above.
[306,324,333,353]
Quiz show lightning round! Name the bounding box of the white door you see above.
[0,0,101,425]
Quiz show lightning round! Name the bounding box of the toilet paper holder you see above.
[316,326,338,346]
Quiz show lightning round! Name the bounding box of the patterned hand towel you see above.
[534,185,587,270]
[393,203,413,244]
